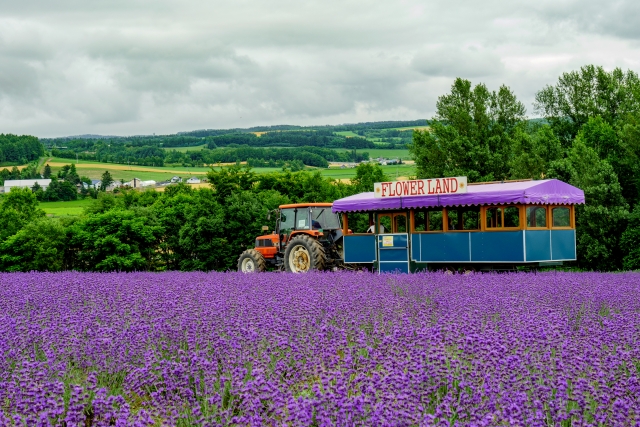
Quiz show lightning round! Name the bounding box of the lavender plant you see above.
[0,271,639,426]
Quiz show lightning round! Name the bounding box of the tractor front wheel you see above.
[284,235,326,273]
[237,249,266,273]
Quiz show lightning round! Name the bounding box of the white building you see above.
[140,180,156,187]
[186,177,201,184]
[1,179,52,193]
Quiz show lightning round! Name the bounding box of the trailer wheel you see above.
[237,249,266,273]
[284,235,326,273]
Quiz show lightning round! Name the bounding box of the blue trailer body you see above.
[334,179,584,273]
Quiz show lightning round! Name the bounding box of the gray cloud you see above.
[0,0,638,137]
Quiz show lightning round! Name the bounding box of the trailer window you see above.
[526,206,547,228]
[486,207,502,228]
[552,207,571,227]
[486,206,520,229]
[394,214,407,233]
[414,209,443,232]
[378,214,392,234]
[504,206,520,228]
[447,207,480,231]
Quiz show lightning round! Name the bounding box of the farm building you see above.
[186,177,201,184]
[82,179,101,190]
[1,179,52,193]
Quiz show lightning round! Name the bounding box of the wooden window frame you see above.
[524,205,550,230]
[481,205,524,231]
[378,212,408,234]
[550,205,574,229]
[443,206,481,232]
[410,209,445,233]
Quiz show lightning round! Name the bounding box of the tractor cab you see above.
[238,203,344,273]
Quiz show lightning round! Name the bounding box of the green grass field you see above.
[41,199,93,216]
[161,144,208,152]
[39,150,414,183]
[391,126,429,131]
[322,163,415,180]
[335,148,412,160]
[334,131,361,137]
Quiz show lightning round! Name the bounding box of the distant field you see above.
[322,163,415,180]
[334,131,361,137]
[335,148,412,160]
[392,126,430,131]
[161,144,207,152]
[36,151,415,183]
[41,199,93,216]
[46,158,210,181]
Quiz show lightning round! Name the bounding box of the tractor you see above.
[237,203,344,273]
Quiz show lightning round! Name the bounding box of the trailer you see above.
[332,178,585,273]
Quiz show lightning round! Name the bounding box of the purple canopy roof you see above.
[332,179,585,213]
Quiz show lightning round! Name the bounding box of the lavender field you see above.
[1,272,639,426]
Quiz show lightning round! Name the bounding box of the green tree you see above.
[410,78,526,182]
[534,65,640,147]
[69,209,163,271]
[548,140,629,270]
[0,218,66,272]
[31,182,45,201]
[43,164,52,178]
[100,170,114,191]
[206,164,257,201]
[0,187,45,242]
[621,204,640,270]
[350,163,389,193]
[44,177,78,201]
[509,124,563,179]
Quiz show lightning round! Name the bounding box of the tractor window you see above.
[280,209,295,233]
[310,208,341,230]
[296,209,310,230]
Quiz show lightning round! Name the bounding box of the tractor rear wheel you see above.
[284,235,326,273]
[237,249,266,273]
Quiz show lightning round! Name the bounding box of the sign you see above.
[382,236,394,247]
[373,177,467,198]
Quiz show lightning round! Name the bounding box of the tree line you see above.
[410,65,640,270]
[0,164,385,272]
[0,134,43,164]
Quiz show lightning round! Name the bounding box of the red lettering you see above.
[389,183,396,197]
[451,178,458,193]
[443,178,450,193]
[381,183,388,197]
[435,179,442,194]
[410,180,417,195]
[402,181,410,196]
[428,179,434,194]
[417,180,425,195]
[395,182,403,196]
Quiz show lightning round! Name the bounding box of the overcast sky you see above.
[1,0,639,137]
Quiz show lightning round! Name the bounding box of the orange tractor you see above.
[237,203,344,273]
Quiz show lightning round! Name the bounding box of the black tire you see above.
[237,249,266,273]
[284,234,326,273]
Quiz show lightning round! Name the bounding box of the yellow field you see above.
[44,162,208,175]
[253,132,268,137]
